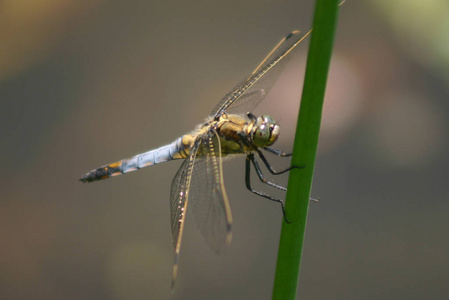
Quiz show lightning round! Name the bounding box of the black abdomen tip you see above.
[79,172,98,183]
[79,168,108,183]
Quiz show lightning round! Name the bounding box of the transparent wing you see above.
[211,30,312,116]
[189,130,233,254]
[170,159,190,249]
[169,140,200,291]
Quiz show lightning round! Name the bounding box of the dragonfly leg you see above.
[248,153,286,191]
[263,147,292,157]
[256,150,304,175]
[245,154,290,223]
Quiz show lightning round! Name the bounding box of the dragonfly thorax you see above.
[250,115,280,147]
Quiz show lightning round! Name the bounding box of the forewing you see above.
[189,131,233,254]
[169,140,199,291]
[170,159,189,249]
[211,30,312,116]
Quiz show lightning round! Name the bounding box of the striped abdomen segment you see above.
[80,137,186,182]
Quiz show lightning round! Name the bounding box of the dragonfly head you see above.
[251,115,280,147]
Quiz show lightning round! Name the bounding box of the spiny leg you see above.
[253,151,318,203]
[263,146,292,157]
[257,149,304,175]
[248,153,286,191]
[245,154,290,223]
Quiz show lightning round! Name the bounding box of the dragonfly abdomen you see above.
[80,137,185,182]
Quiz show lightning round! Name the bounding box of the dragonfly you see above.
[80,29,312,290]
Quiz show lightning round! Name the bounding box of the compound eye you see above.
[253,124,270,147]
[262,115,275,124]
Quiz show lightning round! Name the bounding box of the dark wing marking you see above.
[189,130,233,254]
[210,30,312,116]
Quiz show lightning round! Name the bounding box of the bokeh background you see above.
[1,0,448,299]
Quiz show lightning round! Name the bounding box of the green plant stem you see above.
[272,0,341,299]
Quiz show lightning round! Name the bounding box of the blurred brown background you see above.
[1,0,448,299]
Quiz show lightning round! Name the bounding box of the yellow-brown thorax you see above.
[178,114,280,158]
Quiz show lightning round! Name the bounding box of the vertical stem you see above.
[272,0,341,299]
